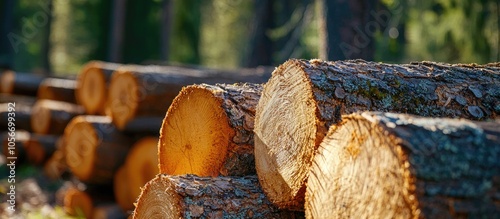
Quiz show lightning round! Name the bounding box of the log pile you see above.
[2,59,499,218]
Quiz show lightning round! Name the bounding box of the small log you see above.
[254,59,500,209]
[31,100,85,135]
[108,65,271,130]
[1,131,29,163]
[93,204,127,219]
[114,167,135,212]
[305,112,500,218]
[62,187,94,218]
[76,61,122,115]
[64,115,131,184]
[23,134,58,165]
[0,70,45,96]
[124,137,159,205]
[132,174,303,219]
[159,83,261,176]
[0,93,37,105]
[43,137,68,179]
[0,102,32,132]
[37,78,77,103]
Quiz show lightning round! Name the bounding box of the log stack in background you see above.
[0,70,45,96]
[254,59,500,210]
[306,112,500,218]
[37,78,77,103]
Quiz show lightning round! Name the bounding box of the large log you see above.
[0,70,45,96]
[132,174,303,219]
[64,115,132,184]
[114,136,159,212]
[0,102,32,132]
[254,59,500,209]
[306,112,500,218]
[76,61,122,115]
[31,100,85,135]
[159,83,261,176]
[108,65,271,130]
[37,78,77,103]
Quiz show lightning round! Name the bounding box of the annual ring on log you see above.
[64,116,98,181]
[159,85,234,176]
[108,69,141,129]
[76,61,119,114]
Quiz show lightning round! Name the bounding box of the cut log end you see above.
[125,137,159,200]
[114,167,135,212]
[159,86,234,176]
[63,187,94,218]
[64,116,98,181]
[108,70,140,129]
[76,62,109,114]
[305,113,418,219]
[0,70,14,93]
[31,101,51,134]
[133,175,181,219]
[254,61,317,209]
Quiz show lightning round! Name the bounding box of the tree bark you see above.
[0,71,45,96]
[159,83,261,177]
[24,134,58,165]
[254,59,500,210]
[64,115,132,184]
[76,61,122,115]
[37,78,77,103]
[31,100,85,135]
[133,174,304,219]
[0,102,32,132]
[108,65,271,130]
[306,112,500,218]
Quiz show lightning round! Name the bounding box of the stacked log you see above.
[108,65,271,130]
[64,115,131,184]
[43,137,68,180]
[0,102,32,132]
[305,112,500,218]
[37,78,77,103]
[1,131,30,163]
[254,59,500,209]
[23,134,58,165]
[158,83,261,176]
[75,61,122,115]
[0,70,45,96]
[132,174,303,219]
[114,136,159,212]
[31,100,85,135]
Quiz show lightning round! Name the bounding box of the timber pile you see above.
[37,78,77,103]
[305,112,500,218]
[0,70,45,96]
[253,59,500,210]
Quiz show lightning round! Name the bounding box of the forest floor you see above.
[0,155,79,219]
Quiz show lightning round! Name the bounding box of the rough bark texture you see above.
[37,78,77,103]
[0,102,32,132]
[31,100,85,135]
[0,70,45,96]
[159,83,261,176]
[64,115,132,184]
[133,174,304,219]
[108,65,271,130]
[76,61,121,115]
[254,59,500,210]
[306,112,500,218]
[24,134,58,165]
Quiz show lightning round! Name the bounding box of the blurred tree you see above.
[40,0,53,74]
[316,0,377,61]
[108,0,127,62]
[170,0,201,64]
[160,0,174,61]
[0,0,15,69]
[244,0,274,67]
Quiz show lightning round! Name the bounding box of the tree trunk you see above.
[37,78,77,103]
[159,83,261,177]
[0,102,32,132]
[133,174,304,219]
[306,112,500,218]
[0,71,45,96]
[108,65,271,130]
[108,0,126,62]
[31,100,85,135]
[160,0,173,61]
[254,59,500,210]
[24,134,58,165]
[244,0,274,67]
[316,0,376,60]
[76,61,122,115]
[64,115,131,184]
